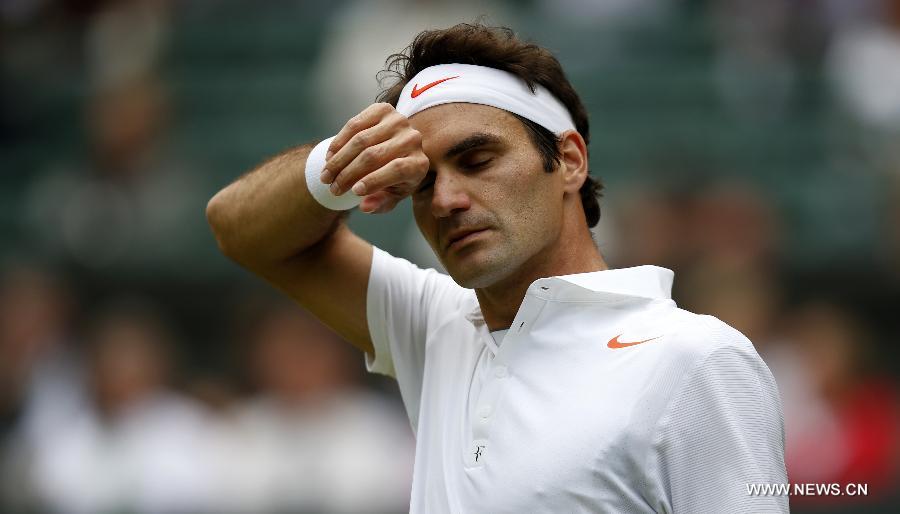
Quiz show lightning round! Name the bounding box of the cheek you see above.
[499,168,561,237]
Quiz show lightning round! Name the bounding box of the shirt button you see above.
[478,405,492,419]
[494,366,508,378]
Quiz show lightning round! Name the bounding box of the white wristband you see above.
[305,136,362,211]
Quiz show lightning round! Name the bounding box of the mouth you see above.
[445,227,489,252]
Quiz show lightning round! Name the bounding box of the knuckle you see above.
[406,129,422,145]
[389,112,408,126]
[401,157,423,178]
[389,158,407,175]
[358,148,372,165]
[360,146,380,166]
[352,132,369,148]
[403,156,420,172]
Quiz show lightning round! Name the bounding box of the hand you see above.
[320,103,430,213]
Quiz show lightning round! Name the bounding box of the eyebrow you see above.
[444,132,503,160]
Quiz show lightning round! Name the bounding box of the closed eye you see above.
[463,158,493,170]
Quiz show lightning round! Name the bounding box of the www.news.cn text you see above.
[747,483,868,497]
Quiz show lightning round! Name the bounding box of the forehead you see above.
[407,103,526,155]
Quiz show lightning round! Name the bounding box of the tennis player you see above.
[207,23,788,513]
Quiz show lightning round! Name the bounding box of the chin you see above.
[445,252,515,289]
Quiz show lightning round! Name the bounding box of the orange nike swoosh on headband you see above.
[410,75,460,98]
[607,334,662,349]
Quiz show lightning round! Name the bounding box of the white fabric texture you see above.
[490,328,509,347]
[304,136,362,211]
[365,247,788,513]
[394,63,577,135]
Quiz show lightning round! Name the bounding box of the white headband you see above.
[395,63,576,135]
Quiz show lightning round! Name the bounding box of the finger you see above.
[326,103,394,162]
[330,131,422,195]
[349,154,429,197]
[359,191,390,213]
[321,112,404,183]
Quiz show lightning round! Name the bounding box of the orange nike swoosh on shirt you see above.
[607,334,662,349]
[410,76,460,98]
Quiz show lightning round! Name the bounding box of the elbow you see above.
[206,192,243,262]
[205,192,226,243]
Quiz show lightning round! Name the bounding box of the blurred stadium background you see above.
[2,0,899,512]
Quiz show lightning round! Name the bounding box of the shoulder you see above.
[658,308,766,377]
[649,310,783,435]
[634,308,781,422]
[369,246,475,319]
[370,247,461,293]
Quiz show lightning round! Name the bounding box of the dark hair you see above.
[377,23,603,228]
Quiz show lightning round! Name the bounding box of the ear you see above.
[557,130,588,195]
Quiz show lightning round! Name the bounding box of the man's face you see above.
[409,103,565,289]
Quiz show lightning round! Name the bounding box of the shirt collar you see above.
[464,265,674,323]
[542,265,674,301]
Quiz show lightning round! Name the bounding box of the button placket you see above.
[471,374,501,435]
[465,297,536,469]
[466,334,509,468]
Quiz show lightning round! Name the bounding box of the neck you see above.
[475,222,607,331]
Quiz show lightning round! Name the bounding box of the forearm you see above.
[206,142,345,267]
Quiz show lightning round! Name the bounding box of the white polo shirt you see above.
[366,247,788,513]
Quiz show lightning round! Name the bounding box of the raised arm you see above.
[205,103,429,354]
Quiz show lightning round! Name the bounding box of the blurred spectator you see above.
[686,182,780,270]
[0,261,82,511]
[615,181,783,347]
[22,0,210,273]
[605,185,694,271]
[84,0,169,94]
[773,301,900,506]
[674,182,782,344]
[26,299,219,514]
[828,0,900,130]
[213,302,414,513]
[827,0,900,171]
[0,262,77,438]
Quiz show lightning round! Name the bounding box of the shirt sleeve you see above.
[365,247,471,430]
[651,342,789,514]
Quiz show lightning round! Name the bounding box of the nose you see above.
[430,171,472,218]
